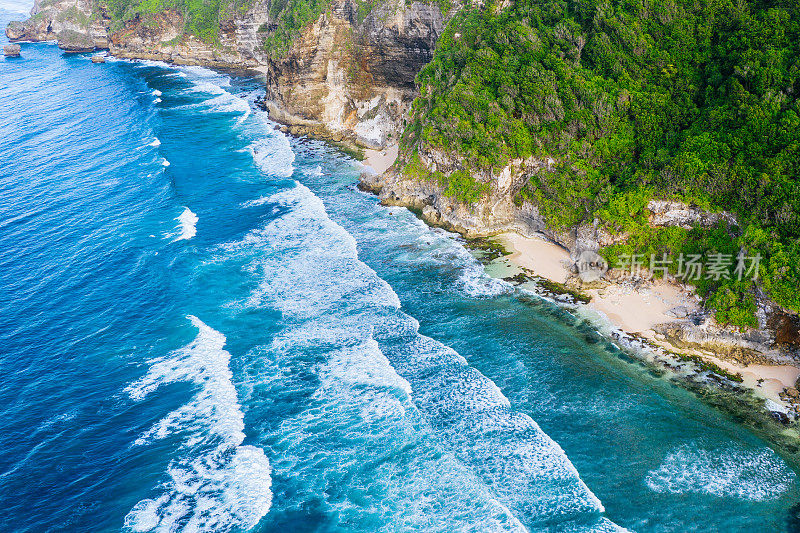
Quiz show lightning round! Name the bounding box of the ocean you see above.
[2,16,799,532]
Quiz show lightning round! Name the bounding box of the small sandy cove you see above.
[363,144,398,175]
[496,232,800,407]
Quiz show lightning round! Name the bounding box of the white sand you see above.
[585,281,695,334]
[363,144,398,174]
[498,231,799,407]
[497,232,571,283]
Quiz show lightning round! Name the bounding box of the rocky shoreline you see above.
[358,167,800,461]
[446,232,800,466]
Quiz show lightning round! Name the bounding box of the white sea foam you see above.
[124,316,272,532]
[161,158,170,167]
[646,443,795,501]
[458,261,511,297]
[305,164,323,177]
[153,97,162,104]
[172,77,252,123]
[152,89,162,97]
[217,180,614,529]
[186,81,228,95]
[149,138,161,147]
[249,129,295,178]
[173,207,198,241]
[207,94,251,121]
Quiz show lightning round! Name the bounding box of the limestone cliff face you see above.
[6,0,445,148]
[261,0,445,148]
[106,10,264,68]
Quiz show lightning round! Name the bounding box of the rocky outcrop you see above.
[647,200,737,229]
[107,9,266,69]
[57,28,94,52]
[3,43,20,56]
[360,151,618,258]
[653,321,783,365]
[7,0,446,149]
[360,158,549,236]
[6,0,108,47]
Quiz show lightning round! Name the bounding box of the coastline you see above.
[352,150,800,437]
[484,231,800,420]
[31,40,800,457]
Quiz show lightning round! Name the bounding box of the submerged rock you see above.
[91,54,105,63]
[57,30,95,53]
[3,44,21,57]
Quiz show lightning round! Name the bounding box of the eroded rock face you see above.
[58,29,95,52]
[6,0,108,47]
[6,0,445,149]
[108,9,266,69]
[360,158,551,240]
[360,147,620,260]
[262,0,446,148]
[3,43,21,56]
[647,200,738,229]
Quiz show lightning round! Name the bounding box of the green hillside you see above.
[403,0,800,326]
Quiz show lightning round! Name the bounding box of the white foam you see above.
[124,316,272,532]
[216,179,612,529]
[172,207,198,241]
[305,164,323,177]
[319,338,413,396]
[149,138,161,147]
[206,93,251,121]
[170,77,252,123]
[186,81,227,96]
[458,261,511,297]
[249,129,295,178]
[646,443,795,501]
[152,89,162,97]
[161,158,170,167]
[153,97,162,104]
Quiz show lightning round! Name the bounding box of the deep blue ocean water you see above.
[2,16,800,532]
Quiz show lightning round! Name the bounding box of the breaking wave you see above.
[123,316,272,532]
[173,207,198,241]
[219,177,617,530]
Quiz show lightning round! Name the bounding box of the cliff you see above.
[6,0,447,149]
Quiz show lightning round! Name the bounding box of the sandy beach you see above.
[363,144,398,175]
[495,231,800,408]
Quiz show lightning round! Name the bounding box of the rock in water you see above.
[5,21,25,41]
[91,55,105,63]
[3,44,21,57]
[57,30,94,53]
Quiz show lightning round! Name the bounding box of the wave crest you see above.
[123,316,272,532]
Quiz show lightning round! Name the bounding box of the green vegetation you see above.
[536,277,592,304]
[403,0,800,327]
[262,0,330,57]
[402,151,490,203]
[465,238,511,261]
[57,5,90,28]
[103,0,256,44]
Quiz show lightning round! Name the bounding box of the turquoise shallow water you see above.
[1,18,800,532]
